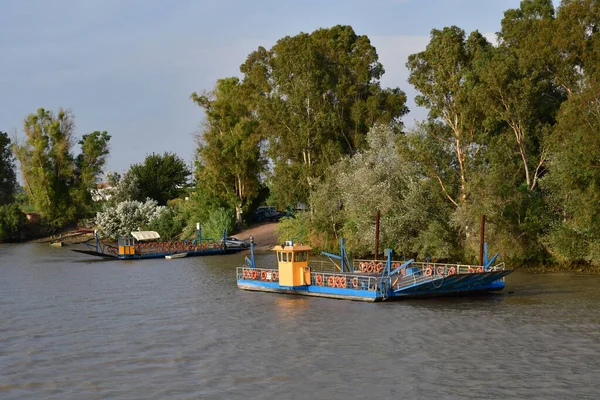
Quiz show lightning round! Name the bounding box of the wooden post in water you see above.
[375,209,380,260]
[479,214,486,266]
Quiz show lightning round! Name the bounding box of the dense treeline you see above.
[195,0,600,265]
[397,0,600,264]
[191,25,408,227]
[3,0,599,268]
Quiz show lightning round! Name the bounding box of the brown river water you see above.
[1,243,600,399]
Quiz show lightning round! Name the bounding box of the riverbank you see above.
[521,263,600,274]
[22,222,600,273]
[30,222,280,250]
[33,227,95,246]
[230,222,279,252]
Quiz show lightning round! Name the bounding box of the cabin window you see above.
[294,252,307,262]
[278,252,282,262]
[281,252,287,262]
[287,252,292,262]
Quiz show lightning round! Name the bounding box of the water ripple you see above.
[1,244,599,399]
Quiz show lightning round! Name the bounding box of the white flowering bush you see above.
[95,199,167,238]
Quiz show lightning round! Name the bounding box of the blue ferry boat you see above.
[74,229,244,260]
[237,238,513,302]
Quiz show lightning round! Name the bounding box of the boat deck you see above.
[236,260,511,302]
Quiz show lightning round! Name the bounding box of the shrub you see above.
[146,206,185,240]
[0,203,27,242]
[201,208,235,240]
[95,199,167,239]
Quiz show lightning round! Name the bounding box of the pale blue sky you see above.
[0,0,554,175]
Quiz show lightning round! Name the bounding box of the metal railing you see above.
[352,259,507,291]
[236,266,385,293]
[352,259,506,275]
[237,267,280,282]
[391,262,507,291]
[133,240,221,257]
[309,271,382,292]
[310,260,344,273]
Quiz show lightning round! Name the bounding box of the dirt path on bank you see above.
[233,222,279,252]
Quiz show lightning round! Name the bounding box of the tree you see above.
[14,108,77,227]
[552,0,600,96]
[191,77,264,225]
[13,108,111,227]
[489,0,563,191]
[542,79,600,264]
[0,132,18,205]
[308,125,458,259]
[241,25,408,207]
[101,171,140,206]
[128,152,190,205]
[541,0,600,262]
[407,27,491,206]
[72,131,111,215]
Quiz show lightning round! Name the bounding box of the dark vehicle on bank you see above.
[252,206,284,222]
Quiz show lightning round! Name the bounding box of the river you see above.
[1,243,599,399]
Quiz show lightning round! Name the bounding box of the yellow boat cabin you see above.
[272,241,312,287]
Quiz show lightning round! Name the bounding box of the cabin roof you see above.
[131,231,161,241]
[271,244,312,251]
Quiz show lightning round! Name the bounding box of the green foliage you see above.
[400,2,595,263]
[13,108,110,228]
[14,108,76,227]
[308,125,459,259]
[72,131,111,215]
[0,203,27,242]
[102,171,140,206]
[241,25,408,208]
[128,152,190,205]
[191,77,264,225]
[173,186,237,239]
[201,208,235,241]
[542,80,600,264]
[0,132,18,205]
[146,206,185,240]
[275,213,312,248]
[407,27,491,206]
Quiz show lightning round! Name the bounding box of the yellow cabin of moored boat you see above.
[272,242,312,286]
[118,237,135,255]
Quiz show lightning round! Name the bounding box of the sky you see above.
[0,0,557,176]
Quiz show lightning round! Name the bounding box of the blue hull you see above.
[237,270,512,302]
[392,270,512,297]
[238,279,380,302]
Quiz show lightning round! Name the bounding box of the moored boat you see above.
[237,238,512,302]
[73,228,244,260]
[165,252,187,260]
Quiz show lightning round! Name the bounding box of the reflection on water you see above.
[272,297,312,320]
[1,244,600,399]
